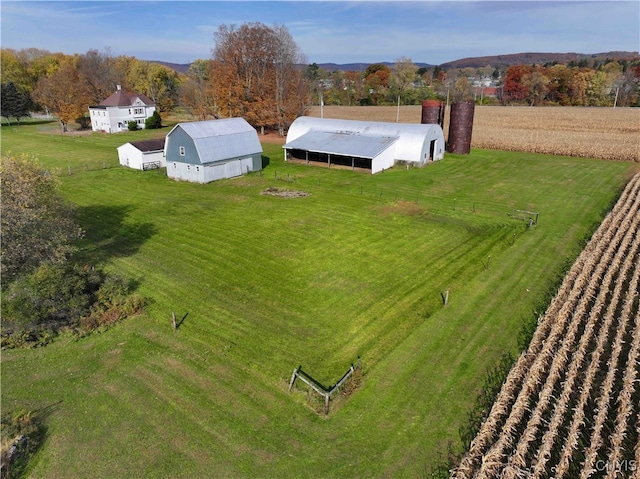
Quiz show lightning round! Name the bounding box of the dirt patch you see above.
[260,187,309,198]
[258,131,287,144]
[379,200,426,216]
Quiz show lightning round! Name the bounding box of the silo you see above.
[421,100,445,129]
[447,100,475,154]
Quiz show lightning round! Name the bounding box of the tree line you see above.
[309,59,640,107]
[500,62,640,106]
[2,23,639,131]
[0,23,308,133]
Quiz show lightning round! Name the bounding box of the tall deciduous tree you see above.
[32,59,91,130]
[126,59,180,112]
[78,48,121,105]
[363,63,391,104]
[0,154,83,283]
[391,57,418,104]
[522,70,550,106]
[180,59,216,120]
[272,24,307,135]
[210,22,307,132]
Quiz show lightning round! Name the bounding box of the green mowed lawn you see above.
[2,121,637,478]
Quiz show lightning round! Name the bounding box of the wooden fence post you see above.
[171,312,177,331]
[288,368,298,391]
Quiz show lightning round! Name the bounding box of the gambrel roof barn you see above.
[165,118,263,184]
[283,117,445,174]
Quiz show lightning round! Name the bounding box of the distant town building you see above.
[89,85,156,133]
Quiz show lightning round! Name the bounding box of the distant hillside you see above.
[439,51,638,69]
[151,51,638,75]
[150,61,191,74]
[316,61,432,72]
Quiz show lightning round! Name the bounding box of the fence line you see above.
[288,361,360,415]
[272,170,533,222]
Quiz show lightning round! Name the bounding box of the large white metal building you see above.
[283,117,445,174]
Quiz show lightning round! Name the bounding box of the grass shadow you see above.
[261,155,270,169]
[74,205,157,265]
[1,401,62,479]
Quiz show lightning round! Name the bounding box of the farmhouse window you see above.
[196,166,200,172]
[173,162,177,169]
[187,165,191,171]
[179,146,185,156]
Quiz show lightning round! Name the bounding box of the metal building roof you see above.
[285,117,445,164]
[179,117,256,139]
[283,131,398,159]
[169,118,263,164]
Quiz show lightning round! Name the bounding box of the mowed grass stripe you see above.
[2,121,638,478]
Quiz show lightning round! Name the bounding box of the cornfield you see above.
[307,105,639,162]
[451,172,640,479]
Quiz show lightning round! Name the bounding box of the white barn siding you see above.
[371,144,396,173]
[285,117,445,172]
[117,143,165,170]
[117,138,166,170]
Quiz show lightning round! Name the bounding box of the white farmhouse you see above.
[89,85,156,133]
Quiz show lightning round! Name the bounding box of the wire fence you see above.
[270,170,530,224]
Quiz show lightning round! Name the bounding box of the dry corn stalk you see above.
[451,173,640,478]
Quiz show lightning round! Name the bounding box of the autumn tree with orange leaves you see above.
[32,59,92,131]
[210,22,308,135]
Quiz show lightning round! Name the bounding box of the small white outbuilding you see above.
[165,118,263,184]
[283,117,445,174]
[117,138,166,170]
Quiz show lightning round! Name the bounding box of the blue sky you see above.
[1,1,638,65]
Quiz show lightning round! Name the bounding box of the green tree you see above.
[2,262,102,331]
[1,82,32,125]
[391,57,417,105]
[126,60,180,112]
[145,110,162,129]
[0,154,83,283]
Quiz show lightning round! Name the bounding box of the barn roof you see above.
[283,131,398,159]
[129,138,166,152]
[168,118,262,164]
[178,117,256,139]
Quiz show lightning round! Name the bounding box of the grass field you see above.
[1,117,638,478]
